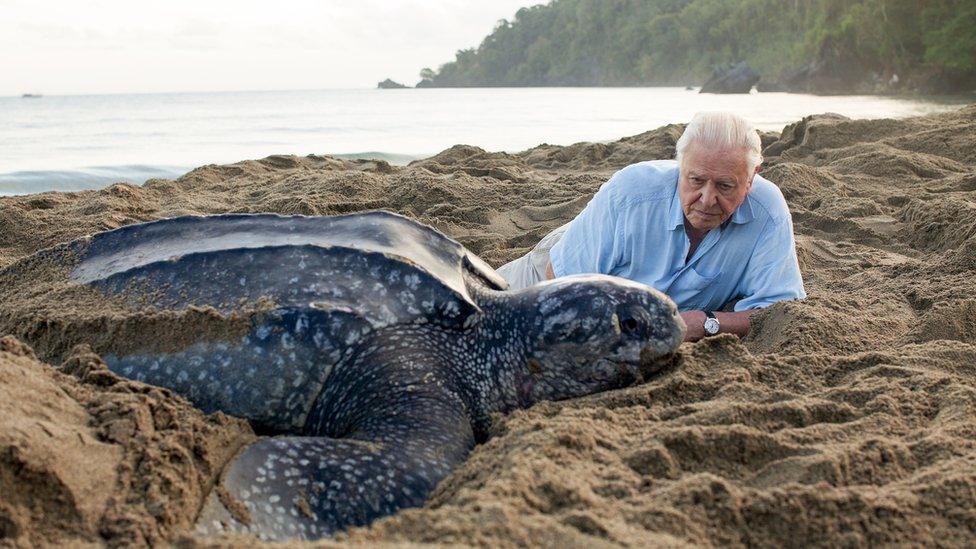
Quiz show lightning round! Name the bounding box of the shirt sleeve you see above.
[548,175,625,277]
[733,215,806,311]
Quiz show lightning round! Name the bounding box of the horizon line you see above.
[2,86,392,99]
[1,84,714,99]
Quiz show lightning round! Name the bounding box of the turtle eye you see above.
[621,316,640,334]
[616,305,649,337]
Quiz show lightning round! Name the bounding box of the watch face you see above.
[703,317,720,335]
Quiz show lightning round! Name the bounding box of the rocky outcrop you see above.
[377,79,408,89]
[699,62,760,94]
[764,57,866,95]
[755,39,939,95]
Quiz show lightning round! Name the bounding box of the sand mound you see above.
[1,105,975,546]
[0,337,253,547]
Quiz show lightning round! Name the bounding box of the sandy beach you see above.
[1,105,975,547]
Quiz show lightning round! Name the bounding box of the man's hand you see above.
[680,309,755,342]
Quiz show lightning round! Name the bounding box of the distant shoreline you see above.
[5,86,976,100]
[402,84,976,98]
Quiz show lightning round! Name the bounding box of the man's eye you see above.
[719,183,734,191]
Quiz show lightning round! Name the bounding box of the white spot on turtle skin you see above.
[442,300,460,317]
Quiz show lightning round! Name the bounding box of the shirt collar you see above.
[730,193,754,225]
[667,179,685,231]
[668,179,756,230]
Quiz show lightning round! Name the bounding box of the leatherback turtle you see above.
[3,211,685,541]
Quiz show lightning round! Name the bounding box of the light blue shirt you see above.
[549,160,805,312]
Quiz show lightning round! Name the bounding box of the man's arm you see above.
[547,170,630,279]
[680,310,754,342]
[733,195,805,312]
[545,261,555,280]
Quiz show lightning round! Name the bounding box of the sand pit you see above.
[1,105,975,546]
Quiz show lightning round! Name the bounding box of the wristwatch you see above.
[703,311,720,336]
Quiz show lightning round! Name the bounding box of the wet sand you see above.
[1,105,975,547]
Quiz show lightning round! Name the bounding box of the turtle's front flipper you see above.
[195,391,474,541]
[104,307,367,434]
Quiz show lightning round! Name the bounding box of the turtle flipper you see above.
[196,396,475,541]
[72,212,494,328]
[103,308,367,433]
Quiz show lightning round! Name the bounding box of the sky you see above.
[0,0,541,96]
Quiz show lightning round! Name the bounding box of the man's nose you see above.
[698,184,718,207]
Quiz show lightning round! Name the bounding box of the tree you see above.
[419,0,975,91]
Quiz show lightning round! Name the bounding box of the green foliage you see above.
[923,0,976,74]
[424,0,976,88]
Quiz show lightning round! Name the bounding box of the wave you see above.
[0,153,423,196]
[0,165,190,196]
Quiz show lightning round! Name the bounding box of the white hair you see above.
[675,112,763,172]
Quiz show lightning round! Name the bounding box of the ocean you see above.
[1,87,970,196]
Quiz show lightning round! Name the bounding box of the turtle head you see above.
[512,275,685,407]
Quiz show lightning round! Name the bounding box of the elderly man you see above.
[497,112,805,342]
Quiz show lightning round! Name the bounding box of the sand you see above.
[1,106,975,547]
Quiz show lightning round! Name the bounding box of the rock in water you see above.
[700,62,760,94]
[377,79,408,89]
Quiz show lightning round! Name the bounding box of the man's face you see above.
[678,145,756,233]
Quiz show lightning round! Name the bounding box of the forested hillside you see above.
[418,0,976,93]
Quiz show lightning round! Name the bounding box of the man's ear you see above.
[743,165,758,189]
[748,164,761,189]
